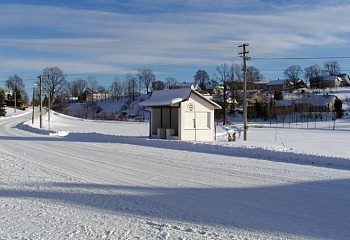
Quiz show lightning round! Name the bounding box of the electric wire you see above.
[2,32,350,83]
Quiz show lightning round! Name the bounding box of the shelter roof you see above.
[139,88,221,109]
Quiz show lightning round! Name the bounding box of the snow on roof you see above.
[275,99,293,106]
[322,75,341,81]
[139,88,191,107]
[338,74,349,80]
[267,79,288,86]
[298,94,337,106]
[139,88,221,109]
[254,79,271,84]
[247,91,262,97]
[190,91,222,109]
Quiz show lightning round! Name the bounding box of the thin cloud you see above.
[1,1,350,84]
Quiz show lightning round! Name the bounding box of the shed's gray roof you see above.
[139,88,190,107]
[139,88,221,109]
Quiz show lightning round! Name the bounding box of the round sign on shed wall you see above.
[188,103,194,111]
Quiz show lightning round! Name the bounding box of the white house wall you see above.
[179,93,216,141]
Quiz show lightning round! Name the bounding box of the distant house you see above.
[95,90,110,101]
[230,81,255,91]
[84,91,95,102]
[322,75,344,88]
[227,97,238,110]
[139,88,221,141]
[210,86,237,111]
[337,74,350,86]
[212,85,224,95]
[84,90,110,102]
[266,79,292,92]
[310,75,345,88]
[247,91,264,104]
[253,79,270,91]
[204,80,217,94]
[294,79,307,89]
[296,94,340,112]
[275,99,295,116]
[0,88,12,98]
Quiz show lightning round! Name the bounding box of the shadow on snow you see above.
[1,180,350,239]
[3,121,349,171]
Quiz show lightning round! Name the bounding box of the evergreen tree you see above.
[0,90,6,117]
[274,91,283,101]
[334,98,343,119]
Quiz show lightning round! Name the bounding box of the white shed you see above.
[139,88,221,141]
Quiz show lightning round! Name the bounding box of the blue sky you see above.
[1,0,350,95]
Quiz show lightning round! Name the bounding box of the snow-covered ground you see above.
[1,107,350,239]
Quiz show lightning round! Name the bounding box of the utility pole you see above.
[14,86,16,113]
[32,85,35,125]
[238,43,250,141]
[38,75,43,129]
[48,90,50,130]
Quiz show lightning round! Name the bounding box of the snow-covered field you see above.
[1,107,349,239]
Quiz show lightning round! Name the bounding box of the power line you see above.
[3,38,350,60]
[253,56,350,60]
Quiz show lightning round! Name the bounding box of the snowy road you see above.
[1,111,350,239]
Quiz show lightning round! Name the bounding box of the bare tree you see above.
[137,69,155,95]
[66,78,87,102]
[6,74,25,93]
[304,64,323,80]
[110,76,123,101]
[97,85,108,103]
[324,60,341,75]
[214,63,233,125]
[75,78,87,101]
[87,75,99,102]
[246,66,263,83]
[232,63,243,82]
[193,69,210,90]
[283,65,302,85]
[152,80,165,91]
[125,73,138,101]
[66,81,76,102]
[42,67,67,107]
[5,74,26,109]
[164,77,177,89]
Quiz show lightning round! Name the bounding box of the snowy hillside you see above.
[1,107,349,239]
